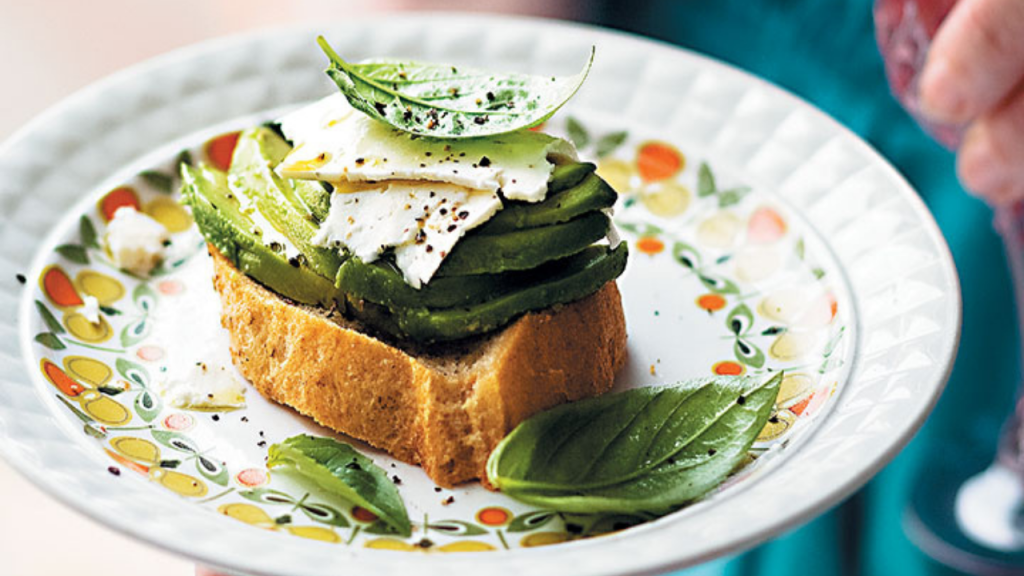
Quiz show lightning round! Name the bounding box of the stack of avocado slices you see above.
[181,127,628,343]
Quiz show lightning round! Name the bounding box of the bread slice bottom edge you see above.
[209,246,628,487]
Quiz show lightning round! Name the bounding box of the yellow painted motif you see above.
[218,503,340,542]
[63,313,113,343]
[640,180,691,217]
[63,356,112,387]
[285,526,342,543]
[364,538,420,551]
[769,330,823,362]
[777,373,815,407]
[110,436,160,465]
[756,409,797,442]
[595,158,635,193]
[74,270,125,305]
[758,289,804,323]
[144,197,193,233]
[218,503,276,529]
[79,390,131,426]
[150,468,208,498]
[696,212,743,249]
[438,540,496,552]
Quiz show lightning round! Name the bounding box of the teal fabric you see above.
[597,1,1020,575]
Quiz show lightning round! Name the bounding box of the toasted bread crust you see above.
[210,248,627,486]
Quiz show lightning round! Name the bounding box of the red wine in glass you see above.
[876,0,1024,572]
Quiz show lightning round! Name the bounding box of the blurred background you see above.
[2,1,1016,575]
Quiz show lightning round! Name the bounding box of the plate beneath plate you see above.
[0,14,959,576]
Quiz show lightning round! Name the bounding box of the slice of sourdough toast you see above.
[209,247,628,487]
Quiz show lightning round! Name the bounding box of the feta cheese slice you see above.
[313,182,502,288]
[105,206,169,275]
[277,94,577,202]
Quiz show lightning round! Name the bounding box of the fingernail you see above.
[919,59,969,123]
[958,125,1008,199]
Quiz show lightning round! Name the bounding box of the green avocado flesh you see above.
[227,129,343,279]
[474,167,616,235]
[180,163,343,309]
[437,211,610,276]
[354,243,629,342]
[182,127,628,343]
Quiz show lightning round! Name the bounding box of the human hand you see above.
[919,0,1024,205]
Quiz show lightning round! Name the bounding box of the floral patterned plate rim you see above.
[1,14,959,576]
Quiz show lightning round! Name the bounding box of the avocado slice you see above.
[337,203,616,309]
[298,182,333,223]
[549,162,596,192]
[248,125,333,222]
[437,211,610,276]
[336,257,510,310]
[347,243,629,343]
[475,172,615,235]
[181,163,343,309]
[228,128,344,280]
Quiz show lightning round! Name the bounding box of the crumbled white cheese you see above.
[81,294,101,325]
[105,206,169,275]
[314,182,502,287]
[155,363,246,411]
[150,251,246,411]
[277,94,577,202]
[163,225,204,265]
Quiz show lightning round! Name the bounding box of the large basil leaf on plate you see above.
[486,373,782,514]
[318,36,593,138]
[267,435,411,536]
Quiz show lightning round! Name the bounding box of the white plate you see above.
[0,13,959,576]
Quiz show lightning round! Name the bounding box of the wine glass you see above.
[875,0,1024,572]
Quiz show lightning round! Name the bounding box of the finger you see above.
[919,0,1024,123]
[957,85,1024,205]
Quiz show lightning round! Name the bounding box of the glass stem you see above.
[993,202,1024,476]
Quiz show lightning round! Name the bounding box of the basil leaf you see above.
[318,36,593,138]
[486,373,782,514]
[267,435,411,536]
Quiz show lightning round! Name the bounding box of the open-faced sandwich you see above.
[180,39,628,486]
